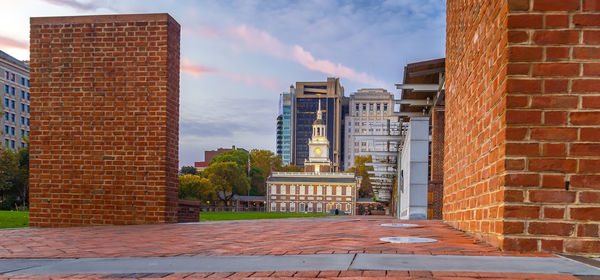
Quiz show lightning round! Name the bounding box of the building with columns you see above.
[267,102,359,214]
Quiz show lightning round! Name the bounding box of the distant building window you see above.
[308,186,313,195]
[10,140,15,149]
[317,186,322,195]
[362,104,366,111]
[317,203,322,212]
[326,186,332,196]
[10,87,15,95]
[377,104,380,111]
[4,71,8,80]
[4,85,7,93]
[299,203,305,212]
[26,105,29,113]
[26,118,29,126]
[21,142,25,148]
[10,114,14,122]
[4,125,8,133]
[347,186,352,196]
[20,117,24,124]
[26,80,29,87]
[307,203,313,212]
[280,203,286,212]
[20,77,24,85]
[290,185,296,194]
[20,103,24,111]
[290,203,295,212]
[299,185,305,195]
[270,185,277,194]
[3,139,8,147]
[3,112,7,120]
[10,73,14,82]
[21,90,24,99]
[280,185,286,194]
[355,104,359,111]
[336,186,341,195]
[20,129,24,136]
[10,100,15,109]
[384,104,388,111]
[10,127,14,135]
[270,202,276,212]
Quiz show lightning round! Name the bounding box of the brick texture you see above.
[428,107,445,220]
[29,14,180,227]
[445,1,600,254]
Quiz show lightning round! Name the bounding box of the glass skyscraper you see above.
[276,86,295,166]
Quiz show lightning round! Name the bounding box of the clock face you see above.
[314,147,322,156]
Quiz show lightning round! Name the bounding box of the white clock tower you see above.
[305,100,332,173]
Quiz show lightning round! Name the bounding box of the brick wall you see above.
[178,200,202,223]
[428,107,445,220]
[445,0,600,254]
[29,14,180,227]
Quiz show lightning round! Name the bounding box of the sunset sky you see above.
[1,0,446,167]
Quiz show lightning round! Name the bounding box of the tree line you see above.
[0,146,29,210]
[178,149,374,205]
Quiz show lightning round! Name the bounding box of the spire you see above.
[317,99,322,120]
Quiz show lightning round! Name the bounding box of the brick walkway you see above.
[2,216,595,280]
[0,217,552,259]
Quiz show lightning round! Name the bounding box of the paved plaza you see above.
[1,216,599,279]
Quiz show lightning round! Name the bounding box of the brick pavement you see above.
[2,216,592,279]
[0,217,553,259]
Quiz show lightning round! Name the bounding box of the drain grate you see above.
[379,237,437,243]
[380,223,419,228]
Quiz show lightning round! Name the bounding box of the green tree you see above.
[202,162,250,205]
[249,166,264,195]
[347,155,374,198]
[0,146,29,209]
[210,150,250,171]
[179,166,197,175]
[178,174,214,201]
[277,165,303,172]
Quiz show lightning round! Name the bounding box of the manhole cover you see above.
[380,223,419,228]
[379,237,437,243]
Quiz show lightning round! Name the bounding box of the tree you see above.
[178,174,214,201]
[0,146,28,209]
[210,150,250,171]
[249,166,264,195]
[202,161,250,205]
[249,149,282,179]
[180,166,197,175]
[348,155,374,198]
[277,165,303,172]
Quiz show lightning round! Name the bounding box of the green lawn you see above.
[199,212,331,221]
[0,211,28,229]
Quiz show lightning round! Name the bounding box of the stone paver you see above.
[0,217,552,259]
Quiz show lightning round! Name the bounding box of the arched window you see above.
[317,203,323,212]
[300,203,305,212]
[307,202,313,212]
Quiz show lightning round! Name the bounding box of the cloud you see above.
[231,24,386,88]
[41,0,102,11]
[0,35,28,50]
[181,58,215,77]
[181,58,281,91]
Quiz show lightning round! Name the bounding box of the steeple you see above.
[317,99,322,120]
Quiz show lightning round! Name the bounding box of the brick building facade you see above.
[29,14,180,227]
[445,0,600,254]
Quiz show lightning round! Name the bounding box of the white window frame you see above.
[290,203,296,212]
[280,202,286,212]
[271,202,276,212]
[299,203,305,212]
[307,203,313,212]
[317,203,322,213]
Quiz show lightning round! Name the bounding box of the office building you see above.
[293,77,343,171]
[344,89,397,171]
[276,86,295,166]
[0,50,30,150]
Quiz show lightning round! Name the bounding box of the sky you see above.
[1,0,446,167]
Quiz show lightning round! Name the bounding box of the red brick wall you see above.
[445,0,600,254]
[428,107,445,219]
[29,14,180,227]
[178,200,202,223]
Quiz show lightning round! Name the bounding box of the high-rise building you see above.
[276,86,295,166]
[0,50,30,150]
[344,89,397,171]
[293,77,343,171]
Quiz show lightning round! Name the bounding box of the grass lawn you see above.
[0,211,28,229]
[199,212,331,221]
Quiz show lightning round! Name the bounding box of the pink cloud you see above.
[0,36,28,50]
[181,58,215,77]
[181,58,280,91]
[231,24,386,87]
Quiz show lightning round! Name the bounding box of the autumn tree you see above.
[178,174,214,201]
[347,155,374,198]
[249,149,282,179]
[202,161,250,205]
